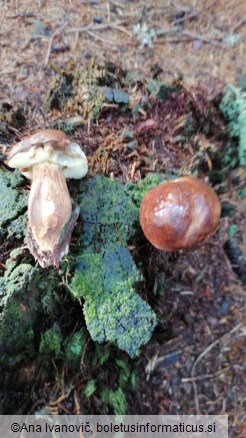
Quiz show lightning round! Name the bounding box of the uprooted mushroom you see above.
[7,129,88,268]
[139,176,221,251]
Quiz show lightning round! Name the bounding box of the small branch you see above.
[189,322,243,414]
[86,30,116,45]
[181,366,230,383]
[155,27,228,48]
[67,20,129,35]
[44,23,67,67]
[182,30,228,48]
[232,18,246,33]
[191,322,242,378]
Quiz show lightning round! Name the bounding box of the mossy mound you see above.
[69,175,157,358]
[43,61,129,119]
[0,254,38,365]
[0,169,27,241]
[71,245,157,358]
[77,175,138,249]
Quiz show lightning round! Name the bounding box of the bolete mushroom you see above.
[139,176,221,251]
[7,129,88,267]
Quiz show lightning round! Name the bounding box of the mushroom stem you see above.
[28,162,72,252]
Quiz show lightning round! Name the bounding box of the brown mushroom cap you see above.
[8,129,71,160]
[139,176,221,251]
[7,129,88,179]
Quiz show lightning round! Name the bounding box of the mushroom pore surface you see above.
[139,176,221,251]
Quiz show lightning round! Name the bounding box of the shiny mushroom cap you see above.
[139,176,221,251]
[7,129,88,179]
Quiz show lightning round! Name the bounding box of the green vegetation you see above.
[71,245,157,358]
[220,85,246,167]
[68,175,157,357]
[126,173,164,207]
[65,329,87,365]
[0,255,37,364]
[78,175,138,248]
[0,169,27,240]
[101,387,127,415]
[39,326,63,357]
[0,170,160,416]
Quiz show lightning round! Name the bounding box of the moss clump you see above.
[43,61,129,119]
[0,256,37,364]
[101,387,127,415]
[68,175,158,357]
[0,251,66,367]
[71,245,157,358]
[77,176,138,250]
[0,169,27,241]
[65,329,87,365]
[83,380,97,398]
[7,213,28,240]
[39,326,63,357]
[126,173,164,207]
[220,85,246,167]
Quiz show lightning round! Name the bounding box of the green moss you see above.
[71,252,103,299]
[83,380,97,398]
[238,187,246,199]
[92,344,111,367]
[0,169,27,238]
[65,329,87,364]
[7,213,28,240]
[0,250,66,367]
[39,326,63,357]
[220,85,246,167]
[69,176,159,357]
[0,258,38,364]
[115,358,130,387]
[77,176,138,249]
[126,173,164,207]
[43,62,128,119]
[0,262,35,304]
[101,387,126,415]
[147,79,176,100]
[71,245,157,358]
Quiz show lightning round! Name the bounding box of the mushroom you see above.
[139,176,221,251]
[7,129,88,267]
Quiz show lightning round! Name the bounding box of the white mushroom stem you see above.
[28,162,72,252]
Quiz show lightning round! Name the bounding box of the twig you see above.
[67,20,131,37]
[0,69,17,76]
[181,30,228,48]
[155,28,179,37]
[86,30,116,45]
[44,23,67,67]
[231,18,246,33]
[189,322,242,414]
[48,377,86,407]
[181,366,230,383]
[191,322,242,378]
[80,337,90,373]
[155,28,228,48]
